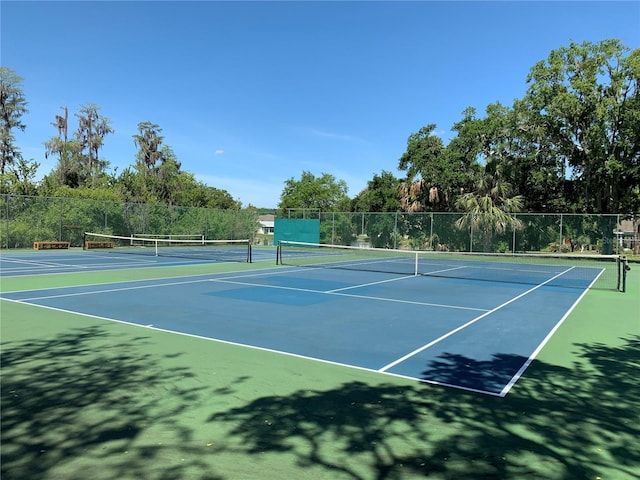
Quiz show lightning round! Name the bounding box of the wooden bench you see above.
[84,241,115,250]
[33,241,70,250]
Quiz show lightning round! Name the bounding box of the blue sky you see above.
[2,1,639,208]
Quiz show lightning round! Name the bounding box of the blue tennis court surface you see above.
[0,247,275,276]
[0,249,601,396]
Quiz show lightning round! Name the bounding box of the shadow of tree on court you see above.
[3,318,638,479]
[1,325,222,480]
[421,352,528,393]
[208,335,640,479]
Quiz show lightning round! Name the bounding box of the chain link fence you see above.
[287,210,639,255]
[0,195,259,249]
[2,195,638,255]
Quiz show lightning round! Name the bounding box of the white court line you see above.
[0,262,153,274]
[9,264,89,271]
[9,265,490,312]
[0,262,153,275]
[0,296,503,396]
[331,291,488,312]
[0,258,217,279]
[326,266,470,292]
[3,264,587,397]
[209,277,489,312]
[7,251,265,274]
[326,274,416,292]
[13,277,216,301]
[1,257,62,267]
[497,268,605,397]
[0,257,88,269]
[378,266,577,375]
[5,265,309,298]
[2,260,149,270]
[0,253,159,274]
[82,255,159,264]
[0,264,291,295]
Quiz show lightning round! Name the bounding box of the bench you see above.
[33,241,70,250]
[84,241,115,250]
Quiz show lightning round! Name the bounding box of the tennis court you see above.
[0,242,621,396]
[0,238,274,277]
[1,241,638,480]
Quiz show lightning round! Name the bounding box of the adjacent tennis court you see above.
[0,241,623,396]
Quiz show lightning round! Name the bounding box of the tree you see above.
[440,108,484,204]
[44,104,113,188]
[455,160,524,252]
[499,99,570,212]
[44,106,83,188]
[153,146,182,206]
[75,103,114,186]
[111,166,147,203]
[352,170,401,212]
[450,102,568,213]
[397,124,445,212]
[398,123,477,212]
[127,121,166,201]
[352,171,403,248]
[8,157,39,196]
[183,184,240,210]
[278,171,350,212]
[127,122,240,208]
[0,67,31,193]
[523,39,640,214]
[133,121,164,176]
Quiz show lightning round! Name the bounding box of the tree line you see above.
[1,39,639,217]
[0,83,240,209]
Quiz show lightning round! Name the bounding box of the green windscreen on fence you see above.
[274,219,320,245]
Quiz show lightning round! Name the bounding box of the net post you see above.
[621,256,629,293]
[276,241,281,265]
[154,239,159,256]
[414,251,419,276]
[247,240,252,263]
[82,232,87,250]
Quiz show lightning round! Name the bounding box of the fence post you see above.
[430,212,434,250]
[58,197,64,241]
[4,195,9,249]
[559,213,564,250]
[616,214,621,255]
[332,212,335,245]
[512,213,517,253]
[394,212,398,249]
[469,213,474,252]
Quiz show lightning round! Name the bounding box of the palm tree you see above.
[455,163,524,252]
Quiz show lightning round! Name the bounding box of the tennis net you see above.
[130,233,205,244]
[84,232,252,263]
[276,241,627,291]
